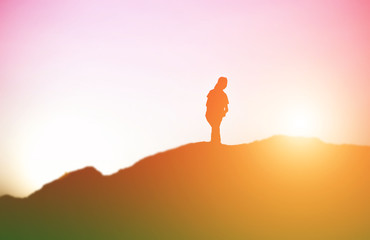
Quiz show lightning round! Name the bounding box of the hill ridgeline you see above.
[1,136,370,239]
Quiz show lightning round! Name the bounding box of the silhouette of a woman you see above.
[206,77,229,143]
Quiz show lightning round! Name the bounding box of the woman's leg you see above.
[211,118,222,143]
[206,112,222,143]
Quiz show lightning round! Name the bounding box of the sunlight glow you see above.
[13,112,127,191]
[281,107,317,137]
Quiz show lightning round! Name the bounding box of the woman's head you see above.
[215,76,227,90]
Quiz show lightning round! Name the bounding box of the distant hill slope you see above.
[1,136,370,240]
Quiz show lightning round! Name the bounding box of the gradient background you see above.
[0,0,369,197]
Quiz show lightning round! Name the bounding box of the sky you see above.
[0,0,369,197]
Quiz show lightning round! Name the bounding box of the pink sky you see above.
[0,0,369,197]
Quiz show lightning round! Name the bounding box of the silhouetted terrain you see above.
[1,136,370,239]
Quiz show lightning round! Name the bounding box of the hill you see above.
[1,136,370,239]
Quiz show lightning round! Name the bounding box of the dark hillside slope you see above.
[1,136,370,239]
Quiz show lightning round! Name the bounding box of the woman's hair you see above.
[215,76,227,90]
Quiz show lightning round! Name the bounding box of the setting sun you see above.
[280,106,318,137]
[289,111,314,136]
